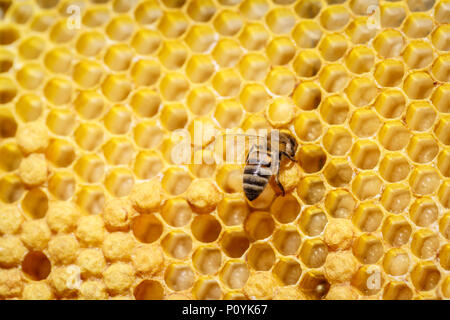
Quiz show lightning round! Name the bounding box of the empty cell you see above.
[352,202,383,232]
[220,230,250,258]
[22,251,51,281]
[270,194,300,224]
[134,280,164,300]
[298,145,327,173]
[132,214,163,244]
[191,215,221,243]
[22,188,48,219]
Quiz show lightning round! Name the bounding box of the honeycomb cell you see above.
[374,59,405,87]
[407,134,439,164]
[186,55,215,83]
[192,215,221,243]
[104,167,134,197]
[431,84,450,113]
[82,7,110,28]
[291,21,322,49]
[162,167,192,195]
[380,183,411,214]
[217,196,249,226]
[319,64,349,93]
[266,97,296,127]
[319,33,348,62]
[352,202,383,232]
[106,15,135,41]
[239,23,269,51]
[215,99,243,129]
[193,246,222,275]
[374,30,404,58]
[379,153,410,183]
[441,244,450,270]
[380,2,406,28]
[378,121,411,151]
[160,73,190,101]
[22,251,51,281]
[273,227,301,256]
[193,278,222,300]
[160,198,192,228]
[244,211,274,241]
[103,138,134,166]
[411,262,441,291]
[213,68,241,97]
[213,10,242,36]
[382,215,412,247]
[104,44,134,71]
[46,109,76,136]
[353,234,383,264]
[435,0,450,23]
[131,29,161,55]
[19,36,46,60]
[403,71,435,100]
[161,231,192,260]
[432,54,450,83]
[101,74,132,102]
[220,230,250,258]
[266,8,296,34]
[77,186,105,215]
[0,174,25,204]
[74,154,105,183]
[293,50,322,78]
[187,87,216,116]
[212,39,242,68]
[46,139,76,168]
[323,127,352,156]
[349,109,381,138]
[299,271,330,299]
[187,0,216,22]
[48,170,76,201]
[132,214,163,244]
[73,60,104,89]
[298,145,326,173]
[165,263,195,291]
[22,188,48,219]
[324,189,355,219]
[320,5,350,31]
[402,13,434,39]
[299,206,327,237]
[432,25,450,51]
[319,95,349,125]
[383,248,410,277]
[438,150,450,177]
[293,81,321,111]
[294,112,322,142]
[49,19,77,44]
[76,32,106,57]
[297,177,325,205]
[294,0,322,19]
[267,37,295,65]
[239,53,269,81]
[411,229,439,260]
[74,90,104,120]
[352,172,382,200]
[345,46,375,74]
[300,238,328,268]
[134,280,164,300]
[351,265,384,295]
[403,41,434,70]
[247,242,276,271]
[345,17,376,45]
[410,197,438,227]
[0,142,22,172]
[273,258,302,286]
[221,260,249,289]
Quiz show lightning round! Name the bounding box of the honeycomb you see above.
[0,0,449,300]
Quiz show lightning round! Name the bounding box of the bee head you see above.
[279,131,298,159]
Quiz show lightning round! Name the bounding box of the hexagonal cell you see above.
[350,109,381,138]
[104,44,133,71]
[158,10,189,38]
[73,90,105,120]
[383,282,413,300]
[298,145,327,173]
[266,37,295,65]
[74,154,105,183]
[220,260,249,289]
[273,258,302,285]
[432,54,450,82]
[187,0,216,22]
[294,112,322,142]
[193,278,222,300]
[382,215,412,247]
[162,231,193,260]
[217,196,249,226]
[410,197,438,227]
[212,68,241,97]
[193,246,222,275]
[346,77,378,107]
[134,121,164,150]
[273,227,301,256]
[191,215,222,243]
[161,167,192,195]
[324,189,355,219]
[324,158,353,187]
[409,166,440,195]
[320,5,350,31]
[350,140,380,170]
[22,251,51,281]
[270,194,300,224]
[411,229,439,260]
[48,170,76,201]
[159,73,189,101]
[15,94,43,122]
[319,64,349,93]
[164,263,195,291]
[431,84,450,113]
[292,82,322,112]
[374,88,406,119]
[185,55,215,84]
[323,127,352,156]
[402,13,434,39]
[292,20,322,49]
[380,183,411,214]
[215,165,243,194]
[266,8,296,34]
[345,17,377,45]
[76,31,106,56]
[411,262,441,292]
[297,176,326,205]
[345,46,375,74]
[22,188,48,219]
[378,121,411,151]
[243,211,274,241]
[403,41,434,69]
[0,142,22,172]
[299,271,330,300]
[403,71,434,100]
[210,230,246,264]
[440,244,450,270]
[212,38,243,68]
[318,33,348,62]
[102,137,135,166]
[247,242,276,271]
[300,238,328,268]
[353,202,383,232]
[104,167,134,197]
[74,123,104,151]
[239,23,269,51]
[351,265,384,295]
[353,234,384,264]
[213,9,242,36]
[292,50,322,79]
[438,150,450,178]
[161,198,192,228]
[379,153,410,183]
[265,67,295,96]
[214,99,243,129]
[441,213,450,240]
[0,77,18,103]
[407,134,439,164]
[319,95,349,125]
[374,60,405,88]
[352,172,382,201]
[16,64,45,90]
[132,214,163,244]
[383,248,410,277]
[434,116,450,146]
[131,29,161,55]
[373,29,404,58]
[76,185,105,215]
[131,59,161,87]
[184,25,216,53]
[380,2,406,28]
[299,206,327,236]
[134,280,164,300]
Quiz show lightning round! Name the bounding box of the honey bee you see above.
[243,131,298,201]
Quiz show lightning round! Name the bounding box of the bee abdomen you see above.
[243,183,266,201]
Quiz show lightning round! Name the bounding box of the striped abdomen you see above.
[243,147,274,201]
